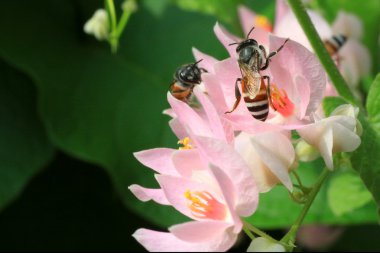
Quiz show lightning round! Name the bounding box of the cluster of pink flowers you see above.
[129,1,365,251]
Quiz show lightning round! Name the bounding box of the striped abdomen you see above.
[243,78,269,121]
[170,81,194,102]
[324,34,347,56]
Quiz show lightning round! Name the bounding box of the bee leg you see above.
[262,76,276,111]
[260,38,289,71]
[225,78,242,114]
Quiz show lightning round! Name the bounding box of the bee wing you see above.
[239,63,261,98]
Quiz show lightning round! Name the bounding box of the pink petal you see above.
[202,73,229,113]
[274,9,332,51]
[155,174,224,220]
[269,35,326,118]
[128,184,170,205]
[169,220,233,243]
[172,149,205,178]
[275,0,289,25]
[134,148,178,176]
[192,47,218,74]
[168,92,212,137]
[169,118,187,140]
[250,132,295,191]
[208,164,243,232]
[224,113,283,134]
[238,5,270,47]
[214,22,240,57]
[133,228,237,252]
[192,136,259,217]
[295,75,310,119]
[194,87,234,143]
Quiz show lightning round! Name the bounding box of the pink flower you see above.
[131,135,258,252]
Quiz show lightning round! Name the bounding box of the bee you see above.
[169,60,207,103]
[226,27,289,121]
[324,34,347,57]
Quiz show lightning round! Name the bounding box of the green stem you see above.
[105,0,118,53]
[281,168,330,251]
[243,221,287,247]
[287,0,357,106]
[243,225,255,240]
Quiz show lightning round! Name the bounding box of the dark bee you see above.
[169,60,206,102]
[324,34,347,57]
[226,27,289,121]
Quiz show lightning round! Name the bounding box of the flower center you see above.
[270,84,294,117]
[184,190,226,220]
[255,15,272,32]
[178,137,193,150]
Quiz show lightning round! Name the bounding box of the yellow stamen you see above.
[178,137,193,150]
[184,190,226,220]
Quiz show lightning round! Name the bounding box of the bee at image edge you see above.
[169,60,207,103]
[323,34,347,57]
[226,27,289,121]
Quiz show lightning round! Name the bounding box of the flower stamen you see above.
[178,137,193,150]
[255,15,272,32]
[184,190,226,220]
[270,84,294,117]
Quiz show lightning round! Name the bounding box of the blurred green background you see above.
[0,0,379,251]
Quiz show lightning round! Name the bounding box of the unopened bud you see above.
[247,237,285,252]
[295,140,320,162]
[331,104,362,136]
[84,9,109,41]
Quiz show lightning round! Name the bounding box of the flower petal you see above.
[172,149,205,178]
[214,22,240,57]
[332,11,363,39]
[275,0,289,25]
[128,184,170,205]
[134,148,178,175]
[250,131,295,191]
[155,174,223,220]
[168,118,187,140]
[192,47,218,74]
[133,228,237,252]
[238,5,270,47]
[169,220,233,243]
[192,135,259,217]
[269,35,326,118]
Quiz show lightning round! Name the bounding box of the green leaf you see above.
[327,171,373,216]
[351,117,380,221]
[142,0,170,17]
[322,96,347,116]
[366,74,380,133]
[0,59,55,211]
[247,159,378,229]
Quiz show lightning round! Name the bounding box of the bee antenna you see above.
[246,26,255,39]
[228,42,239,46]
[193,59,203,66]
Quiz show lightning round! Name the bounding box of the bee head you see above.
[175,61,202,84]
[235,39,259,64]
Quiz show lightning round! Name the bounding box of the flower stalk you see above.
[287,0,357,106]
[281,168,330,252]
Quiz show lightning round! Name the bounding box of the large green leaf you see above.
[327,171,373,216]
[0,59,55,210]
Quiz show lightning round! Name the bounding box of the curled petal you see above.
[297,116,361,169]
[129,185,170,205]
[134,148,178,176]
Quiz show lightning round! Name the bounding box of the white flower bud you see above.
[247,237,285,252]
[84,9,110,41]
[331,104,362,136]
[295,140,320,162]
[122,0,138,13]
